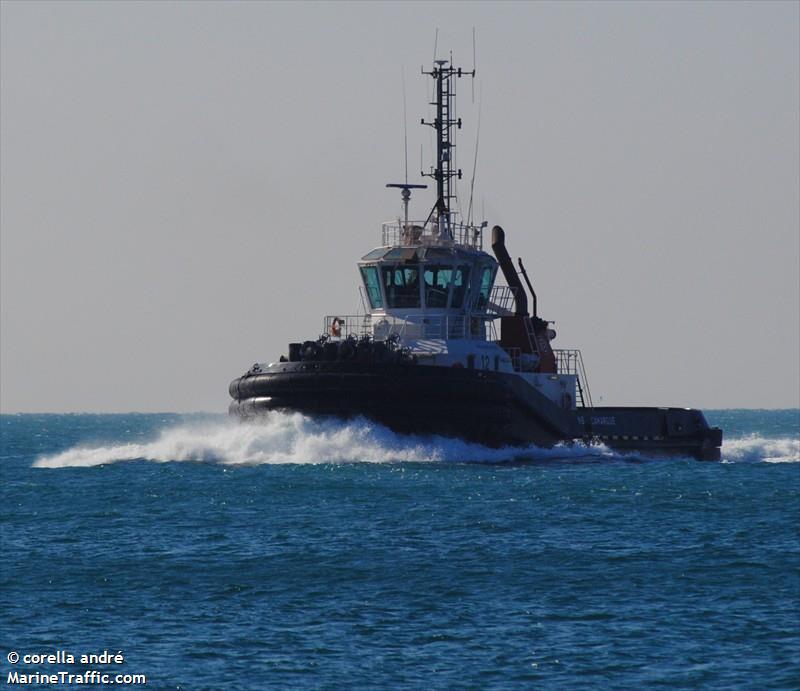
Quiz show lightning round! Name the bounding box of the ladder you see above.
[573,350,594,409]
[575,369,588,408]
[523,316,539,356]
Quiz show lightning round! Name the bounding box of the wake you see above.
[720,435,799,464]
[33,413,612,468]
[32,412,799,468]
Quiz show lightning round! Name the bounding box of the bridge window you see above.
[475,266,496,310]
[451,265,470,308]
[423,265,453,308]
[361,248,388,261]
[360,265,384,309]
[384,247,420,261]
[382,264,421,308]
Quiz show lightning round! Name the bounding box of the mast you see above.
[421,58,475,240]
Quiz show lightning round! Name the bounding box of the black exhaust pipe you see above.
[517,257,538,318]
[491,225,528,316]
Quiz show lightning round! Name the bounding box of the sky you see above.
[1,0,798,412]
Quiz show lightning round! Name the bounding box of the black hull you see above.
[229,362,722,461]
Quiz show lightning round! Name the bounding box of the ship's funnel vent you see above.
[491,226,528,316]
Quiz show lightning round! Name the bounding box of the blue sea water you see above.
[1,410,798,689]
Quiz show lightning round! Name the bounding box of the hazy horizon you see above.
[2,1,798,413]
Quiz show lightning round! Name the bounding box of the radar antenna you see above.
[386,183,427,231]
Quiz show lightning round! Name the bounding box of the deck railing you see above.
[381,221,486,250]
[553,349,593,408]
[323,315,372,340]
[485,285,518,316]
[324,313,498,342]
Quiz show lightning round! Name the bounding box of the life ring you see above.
[330,318,342,338]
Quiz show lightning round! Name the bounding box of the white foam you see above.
[721,435,800,464]
[33,412,610,468]
[32,412,799,468]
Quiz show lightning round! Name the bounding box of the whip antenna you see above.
[467,96,481,227]
[472,27,477,103]
[402,67,408,184]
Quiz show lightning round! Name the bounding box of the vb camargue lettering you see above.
[577,416,618,426]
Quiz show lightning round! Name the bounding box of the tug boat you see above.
[229,57,722,461]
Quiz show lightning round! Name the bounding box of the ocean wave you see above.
[721,435,799,464]
[32,412,799,468]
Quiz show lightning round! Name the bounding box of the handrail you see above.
[381,220,485,250]
[324,313,496,342]
[553,349,593,408]
[486,285,518,316]
[323,314,372,340]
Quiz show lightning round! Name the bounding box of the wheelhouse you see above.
[358,245,498,315]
